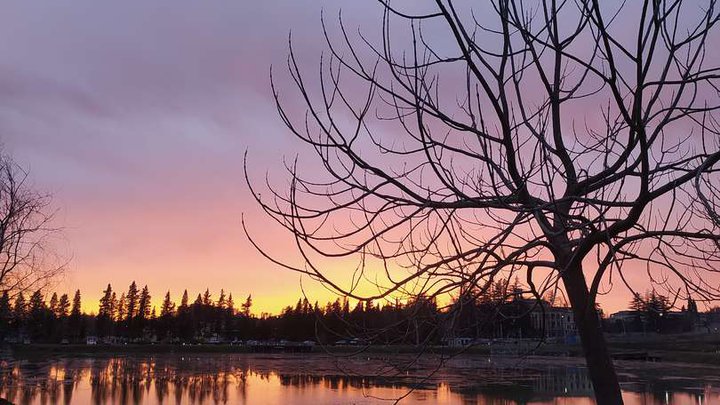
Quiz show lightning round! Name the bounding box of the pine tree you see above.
[491,278,510,304]
[57,294,70,318]
[109,292,117,320]
[226,293,235,314]
[241,295,252,317]
[99,284,113,318]
[27,290,48,340]
[70,290,82,317]
[364,299,374,313]
[98,285,116,337]
[126,281,139,320]
[29,290,45,315]
[48,292,59,316]
[629,293,644,312]
[116,293,127,322]
[138,285,151,320]
[217,289,226,309]
[69,290,83,340]
[179,290,189,312]
[0,292,10,320]
[0,291,11,338]
[13,293,26,321]
[160,291,175,317]
[202,289,212,306]
[511,276,523,299]
[342,297,350,317]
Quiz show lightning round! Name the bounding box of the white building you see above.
[530,305,577,338]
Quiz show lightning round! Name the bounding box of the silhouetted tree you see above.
[125,282,139,321]
[57,293,70,318]
[116,293,127,322]
[98,284,113,318]
[109,292,117,319]
[0,291,10,340]
[69,290,83,340]
[217,289,227,310]
[202,289,212,307]
[70,290,81,318]
[241,295,252,317]
[97,284,114,336]
[0,153,64,295]
[226,293,234,314]
[157,291,175,340]
[179,290,189,312]
[48,292,58,316]
[247,1,720,402]
[13,293,26,332]
[630,290,672,333]
[160,292,175,317]
[27,290,51,340]
[176,290,192,341]
[138,286,151,320]
[28,290,44,314]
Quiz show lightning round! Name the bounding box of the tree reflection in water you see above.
[0,354,718,404]
[1,357,250,405]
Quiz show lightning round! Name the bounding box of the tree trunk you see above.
[562,266,623,405]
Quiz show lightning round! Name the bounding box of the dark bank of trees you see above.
[0,282,258,344]
[0,280,443,344]
[0,278,572,344]
[605,292,701,335]
[0,280,714,345]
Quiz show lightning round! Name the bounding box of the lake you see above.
[1,352,718,404]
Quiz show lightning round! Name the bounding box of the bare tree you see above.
[0,152,64,296]
[246,1,720,403]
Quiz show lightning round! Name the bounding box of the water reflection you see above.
[0,354,718,404]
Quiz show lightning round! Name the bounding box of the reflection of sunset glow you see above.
[1,355,717,405]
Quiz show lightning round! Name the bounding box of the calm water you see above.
[1,352,718,404]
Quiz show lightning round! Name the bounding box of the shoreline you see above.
[6,334,720,366]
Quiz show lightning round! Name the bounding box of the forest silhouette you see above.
[1,280,714,345]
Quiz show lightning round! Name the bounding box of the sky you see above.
[0,0,369,314]
[0,1,707,315]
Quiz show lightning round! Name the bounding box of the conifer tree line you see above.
[0,280,443,344]
[0,280,717,344]
[0,281,255,343]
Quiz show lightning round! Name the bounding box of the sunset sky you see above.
[0,0,382,315]
[0,1,688,315]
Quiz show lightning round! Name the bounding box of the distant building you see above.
[443,297,579,342]
[609,310,641,322]
[608,305,701,334]
[607,310,642,334]
[529,304,577,338]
